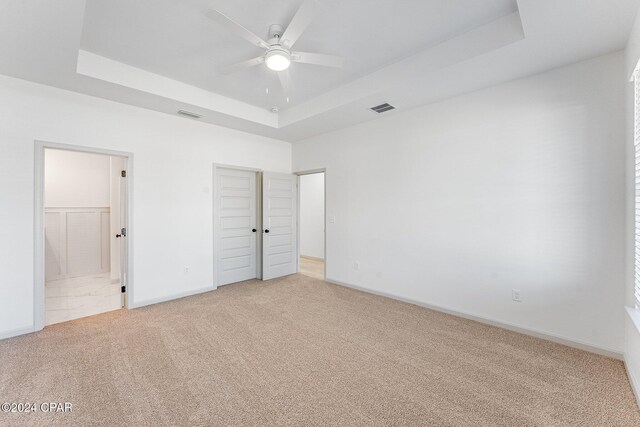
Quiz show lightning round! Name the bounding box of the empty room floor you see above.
[45,273,121,326]
[300,256,324,280]
[1,274,638,426]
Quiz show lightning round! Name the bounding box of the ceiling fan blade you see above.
[278,69,295,94]
[292,51,344,68]
[280,0,322,48]
[219,56,264,75]
[206,10,270,49]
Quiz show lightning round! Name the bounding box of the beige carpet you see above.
[1,274,639,426]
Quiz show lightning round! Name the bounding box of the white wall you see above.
[44,149,111,208]
[299,173,325,259]
[0,74,291,339]
[294,51,626,354]
[625,5,640,406]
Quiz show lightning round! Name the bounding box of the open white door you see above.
[262,172,298,280]
[119,160,128,306]
[214,167,258,286]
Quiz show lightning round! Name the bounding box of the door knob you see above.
[116,234,122,238]
[252,229,257,232]
[264,229,270,233]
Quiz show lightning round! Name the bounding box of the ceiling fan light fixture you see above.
[265,48,291,71]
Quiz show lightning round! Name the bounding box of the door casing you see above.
[34,141,133,332]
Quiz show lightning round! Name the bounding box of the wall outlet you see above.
[512,289,522,302]
[328,215,336,224]
[184,266,190,274]
[353,262,360,270]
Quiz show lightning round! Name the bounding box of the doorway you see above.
[34,142,131,329]
[297,171,325,280]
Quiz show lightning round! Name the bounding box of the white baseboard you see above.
[129,285,216,309]
[326,277,623,360]
[0,325,35,341]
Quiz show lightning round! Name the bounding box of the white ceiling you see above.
[81,0,517,109]
[0,0,638,141]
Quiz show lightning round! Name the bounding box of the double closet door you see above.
[215,168,297,286]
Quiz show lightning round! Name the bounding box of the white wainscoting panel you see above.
[44,212,62,279]
[45,208,110,281]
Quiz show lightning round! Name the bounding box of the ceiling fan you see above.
[205,0,344,94]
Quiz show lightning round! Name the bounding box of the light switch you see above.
[328,215,336,224]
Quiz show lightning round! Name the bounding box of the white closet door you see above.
[262,172,298,280]
[215,168,258,286]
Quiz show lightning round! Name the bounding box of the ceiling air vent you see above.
[370,103,395,114]
[177,110,202,119]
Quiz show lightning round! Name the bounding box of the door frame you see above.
[294,168,327,280]
[34,141,134,331]
[212,163,263,287]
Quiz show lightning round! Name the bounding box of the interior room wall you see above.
[0,74,291,339]
[293,51,626,355]
[44,149,110,208]
[299,173,325,259]
[625,5,640,405]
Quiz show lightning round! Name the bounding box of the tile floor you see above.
[45,273,122,325]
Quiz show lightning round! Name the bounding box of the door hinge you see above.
[121,170,127,178]
[121,285,126,293]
